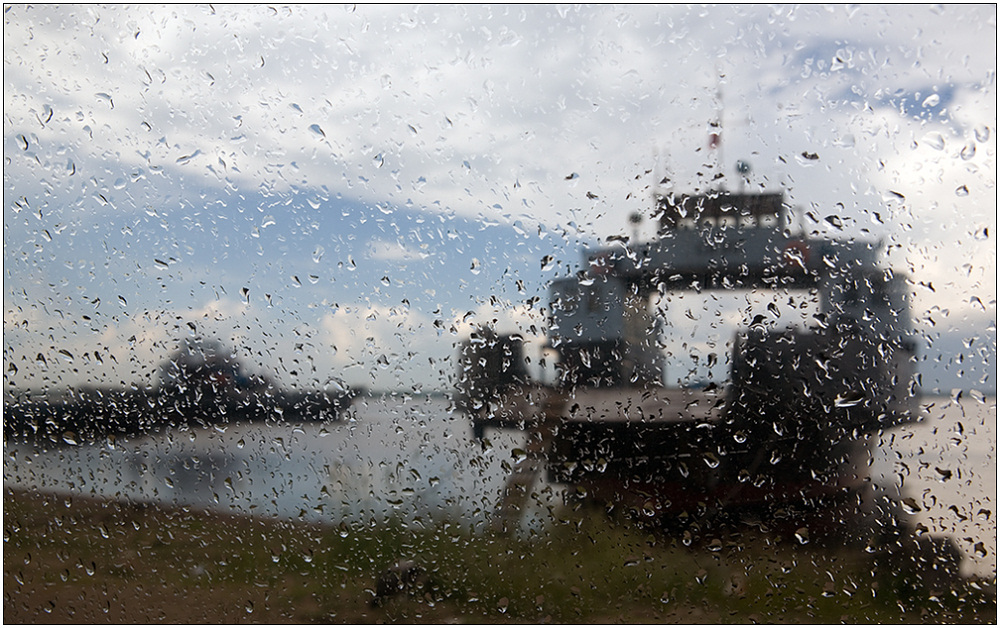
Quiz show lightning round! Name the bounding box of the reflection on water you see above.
[3,394,995,578]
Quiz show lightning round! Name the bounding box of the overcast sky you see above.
[4,4,996,393]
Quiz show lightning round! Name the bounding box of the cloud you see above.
[4,5,995,394]
[7,5,993,239]
[367,239,429,263]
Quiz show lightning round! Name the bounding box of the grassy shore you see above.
[4,487,995,623]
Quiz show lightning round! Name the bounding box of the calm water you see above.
[4,394,995,577]
[870,395,996,578]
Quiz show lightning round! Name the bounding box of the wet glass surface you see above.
[4,4,996,623]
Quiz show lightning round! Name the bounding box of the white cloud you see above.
[5,4,995,392]
[7,5,994,235]
[367,239,429,262]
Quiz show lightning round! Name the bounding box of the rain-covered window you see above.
[4,5,996,623]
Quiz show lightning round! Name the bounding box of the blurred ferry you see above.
[5,338,356,443]
[458,187,918,513]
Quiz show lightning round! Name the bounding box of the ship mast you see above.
[709,68,725,191]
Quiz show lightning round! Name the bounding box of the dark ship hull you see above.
[467,325,916,515]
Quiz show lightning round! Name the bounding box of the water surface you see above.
[4,394,994,577]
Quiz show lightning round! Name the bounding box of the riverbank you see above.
[4,487,995,623]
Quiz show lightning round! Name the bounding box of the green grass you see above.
[4,488,995,623]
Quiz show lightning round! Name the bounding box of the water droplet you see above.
[921,93,941,108]
[955,185,969,197]
[373,153,384,168]
[794,527,809,544]
[833,134,855,148]
[470,258,481,274]
[309,124,325,138]
[975,125,990,142]
[175,150,201,164]
[703,452,720,469]
[62,431,78,445]
[834,392,864,407]
[923,132,945,150]
[312,245,324,263]
[960,142,976,160]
